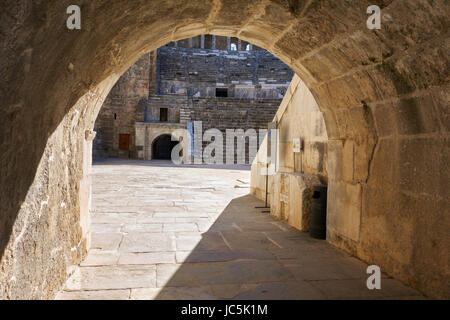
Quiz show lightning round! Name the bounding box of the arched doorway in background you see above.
[152,134,178,160]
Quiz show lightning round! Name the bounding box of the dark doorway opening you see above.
[160,108,168,122]
[152,134,178,160]
[216,88,228,97]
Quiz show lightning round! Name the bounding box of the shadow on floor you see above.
[148,195,423,300]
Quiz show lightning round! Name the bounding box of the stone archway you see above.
[0,0,448,299]
[152,134,179,160]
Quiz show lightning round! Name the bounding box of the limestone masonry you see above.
[0,1,448,300]
[93,37,293,162]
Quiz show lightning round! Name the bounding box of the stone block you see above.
[342,140,355,182]
[270,172,320,231]
[326,139,343,182]
[327,181,361,242]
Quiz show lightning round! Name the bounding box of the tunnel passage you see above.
[152,135,178,160]
[0,0,448,299]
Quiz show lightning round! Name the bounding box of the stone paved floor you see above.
[56,159,424,300]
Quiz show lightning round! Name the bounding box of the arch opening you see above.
[0,1,448,300]
[152,134,178,160]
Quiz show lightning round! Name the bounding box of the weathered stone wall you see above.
[0,0,448,299]
[251,75,328,230]
[158,46,293,98]
[93,54,150,159]
[0,75,117,299]
[95,44,292,159]
[187,97,282,130]
[140,95,184,123]
[251,76,328,196]
[188,96,283,164]
[135,122,188,160]
[136,95,282,163]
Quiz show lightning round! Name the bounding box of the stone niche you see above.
[270,172,321,231]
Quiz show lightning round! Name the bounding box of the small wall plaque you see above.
[293,138,301,153]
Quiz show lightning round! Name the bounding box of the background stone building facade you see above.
[93,35,294,162]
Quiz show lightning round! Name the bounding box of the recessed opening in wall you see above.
[152,134,178,160]
[216,88,228,97]
[160,108,168,122]
[114,113,117,120]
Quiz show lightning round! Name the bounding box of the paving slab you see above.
[163,223,199,232]
[156,260,295,288]
[176,249,274,263]
[130,287,215,300]
[122,223,163,233]
[81,250,120,266]
[119,252,176,265]
[90,232,123,251]
[56,289,130,300]
[90,223,123,233]
[307,278,421,299]
[64,265,156,291]
[120,232,176,253]
[233,281,326,300]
